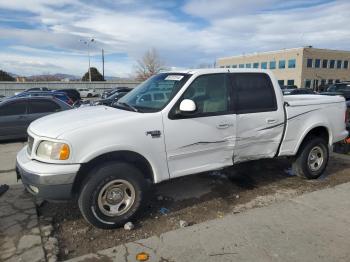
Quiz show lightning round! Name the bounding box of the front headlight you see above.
[36,141,70,160]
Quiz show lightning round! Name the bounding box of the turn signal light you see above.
[136,252,150,261]
[59,144,70,160]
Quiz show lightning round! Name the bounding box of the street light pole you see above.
[80,38,95,82]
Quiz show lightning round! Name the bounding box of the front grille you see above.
[27,135,34,155]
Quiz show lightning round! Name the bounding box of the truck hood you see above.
[29,106,135,138]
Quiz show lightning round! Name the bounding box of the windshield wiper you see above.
[117,102,139,112]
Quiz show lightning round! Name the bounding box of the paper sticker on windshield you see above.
[165,75,184,81]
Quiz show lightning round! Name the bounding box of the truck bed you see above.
[279,95,347,156]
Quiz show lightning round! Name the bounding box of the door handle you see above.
[217,123,233,129]
[266,119,277,124]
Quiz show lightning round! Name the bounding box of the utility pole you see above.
[102,48,105,81]
[80,38,95,82]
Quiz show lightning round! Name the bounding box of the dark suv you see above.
[0,97,71,141]
[321,82,350,100]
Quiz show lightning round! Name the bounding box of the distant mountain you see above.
[9,72,19,78]
[26,73,80,81]
[2,71,132,82]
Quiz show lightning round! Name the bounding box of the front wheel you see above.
[292,137,329,179]
[78,162,149,229]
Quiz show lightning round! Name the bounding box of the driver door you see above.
[162,73,236,178]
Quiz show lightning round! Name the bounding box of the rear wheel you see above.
[292,137,329,179]
[78,162,149,229]
[87,93,92,98]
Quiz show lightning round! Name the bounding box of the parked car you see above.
[78,88,98,98]
[13,91,74,106]
[14,87,51,96]
[0,97,71,141]
[285,88,316,95]
[101,87,132,99]
[321,82,350,100]
[17,69,348,229]
[0,95,5,102]
[94,91,130,106]
[58,89,81,104]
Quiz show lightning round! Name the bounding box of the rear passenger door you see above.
[0,100,28,138]
[230,73,284,162]
[27,99,60,122]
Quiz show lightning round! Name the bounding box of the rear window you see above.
[230,73,277,114]
[28,100,60,114]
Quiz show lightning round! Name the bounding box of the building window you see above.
[225,66,230,68]
[245,63,251,68]
[307,58,313,68]
[232,65,237,68]
[288,59,296,69]
[322,59,328,68]
[287,80,295,86]
[344,61,348,69]
[278,80,285,86]
[279,60,286,69]
[315,59,321,68]
[329,60,335,69]
[261,62,267,69]
[337,60,342,69]
[269,61,276,69]
[239,64,245,68]
[253,62,259,68]
[220,66,224,68]
[305,79,311,88]
[321,79,326,85]
[335,79,340,83]
[328,79,333,84]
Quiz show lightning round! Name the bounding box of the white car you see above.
[78,88,98,98]
[16,69,348,229]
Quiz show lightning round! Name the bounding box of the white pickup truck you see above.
[16,69,348,228]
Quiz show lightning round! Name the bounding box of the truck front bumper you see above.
[16,147,80,200]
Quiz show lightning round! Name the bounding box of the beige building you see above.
[217,47,350,89]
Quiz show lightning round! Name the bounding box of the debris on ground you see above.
[0,184,9,196]
[157,195,164,201]
[235,195,240,199]
[124,222,134,231]
[284,168,296,176]
[159,207,170,215]
[179,220,189,228]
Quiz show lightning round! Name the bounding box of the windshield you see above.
[117,73,191,112]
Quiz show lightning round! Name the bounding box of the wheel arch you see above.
[295,125,330,156]
[71,150,155,196]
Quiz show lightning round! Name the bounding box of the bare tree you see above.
[135,48,164,81]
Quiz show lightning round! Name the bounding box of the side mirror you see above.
[179,99,196,112]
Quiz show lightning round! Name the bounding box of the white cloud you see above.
[0,0,349,76]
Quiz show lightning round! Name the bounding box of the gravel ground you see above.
[38,153,350,260]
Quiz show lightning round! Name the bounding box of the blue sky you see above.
[0,0,349,77]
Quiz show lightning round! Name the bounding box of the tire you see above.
[87,93,92,98]
[78,162,149,229]
[292,137,329,179]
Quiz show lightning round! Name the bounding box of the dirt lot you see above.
[38,153,350,260]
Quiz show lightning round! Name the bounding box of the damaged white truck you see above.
[16,69,348,228]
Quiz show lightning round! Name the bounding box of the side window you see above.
[231,73,277,114]
[182,73,229,115]
[0,101,27,116]
[28,100,60,114]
